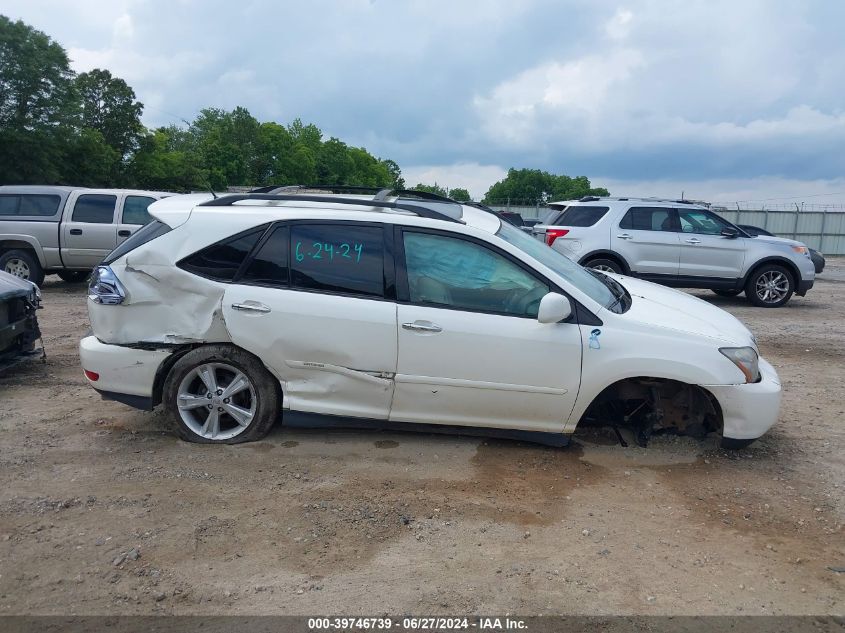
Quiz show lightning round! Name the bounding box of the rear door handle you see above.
[118,229,131,237]
[685,238,701,244]
[617,233,632,240]
[402,321,442,333]
[70,229,83,235]
[231,302,271,313]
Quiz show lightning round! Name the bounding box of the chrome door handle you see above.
[617,233,632,240]
[402,321,443,333]
[231,302,271,313]
[685,238,701,244]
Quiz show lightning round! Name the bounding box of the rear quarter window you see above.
[0,194,62,217]
[178,226,268,282]
[555,206,610,226]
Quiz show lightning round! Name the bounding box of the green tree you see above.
[75,68,143,158]
[448,187,471,202]
[0,15,78,183]
[413,183,449,197]
[483,168,608,204]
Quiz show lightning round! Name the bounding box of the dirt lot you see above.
[0,263,843,616]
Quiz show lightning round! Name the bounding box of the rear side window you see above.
[619,207,675,231]
[0,194,61,217]
[555,205,610,227]
[102,220,172,265]
[180,227,267,282]
[72,194,116,223]
[240,226,290,287]
[122,196,157,225]
[290,224,385,298]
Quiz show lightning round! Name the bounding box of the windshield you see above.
[496,220,623,311]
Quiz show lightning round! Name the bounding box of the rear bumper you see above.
[703,357,781,441]
[79,335,172,408]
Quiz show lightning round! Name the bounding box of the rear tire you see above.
[57,270,90,283]
[163,345,280,444]
[745,264,794,308]
[584,258,623,274]
[721,437,755,450]
[712,289,742,297]
[0,249,44,286]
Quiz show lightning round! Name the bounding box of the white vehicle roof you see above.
[549,196,708,210]
[149,192,503,235]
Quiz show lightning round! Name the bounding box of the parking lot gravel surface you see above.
[0,260,842,616]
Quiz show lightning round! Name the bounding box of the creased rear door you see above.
[222,222,397,419]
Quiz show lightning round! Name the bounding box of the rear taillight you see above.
[88,266,126,305]
[83,369,99,381]
[546,229,570,246]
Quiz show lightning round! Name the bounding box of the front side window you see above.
[290,224,385,298]
[619,207,676,232]
[402,231,549,318]
[555,205,610,227]
[678,209,730,235]
[179,226,267,282]
[122,196,157,225]
[72,194,117,224]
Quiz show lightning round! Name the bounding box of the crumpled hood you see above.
[606,273,755,346]
[0,270,38,301]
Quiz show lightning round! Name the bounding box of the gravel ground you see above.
[0,260,842,616]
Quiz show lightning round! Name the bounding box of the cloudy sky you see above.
[6,0,845,204]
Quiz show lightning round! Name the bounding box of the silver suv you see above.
[533,197,815,307]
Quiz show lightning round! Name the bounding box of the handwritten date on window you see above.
[295,241,363,263]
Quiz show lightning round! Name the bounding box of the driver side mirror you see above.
[537,292,572,324]
[721,227,739,238]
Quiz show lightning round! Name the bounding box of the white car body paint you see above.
[79,194,782,442]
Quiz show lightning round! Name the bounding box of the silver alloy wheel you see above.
[4,258,30,280]
[755,270,789,304]
[176,362,256,440]
[591,264,616,273]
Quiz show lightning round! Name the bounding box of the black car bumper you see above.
[796,279,814,296]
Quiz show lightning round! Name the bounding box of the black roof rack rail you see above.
[579,196,601,202]
[198,193,462,223]
[248,184,462,205]
[674,199,693,204]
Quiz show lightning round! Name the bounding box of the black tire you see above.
[57,270,90,283]
[163,345,280,444]
[712,289,742,297]
[0,249,44,286]
[721,437,755,450]
[584,257,623,274]
[744,264,794,308]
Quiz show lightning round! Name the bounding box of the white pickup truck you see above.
[0,185,172,285]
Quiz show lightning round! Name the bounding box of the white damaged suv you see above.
[79,188,781,448]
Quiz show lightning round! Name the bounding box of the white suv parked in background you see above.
[533,197,815,307]
[79,187,781,448]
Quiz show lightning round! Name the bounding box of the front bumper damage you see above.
[703,357,782,440]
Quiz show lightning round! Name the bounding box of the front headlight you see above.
[719,346,760,383]
[791,245,811,258]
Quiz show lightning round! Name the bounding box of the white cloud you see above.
[595,176,845,208]
[605,8,633,40]
[401,163,507,200]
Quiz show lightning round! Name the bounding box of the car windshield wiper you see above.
[587,268,627,310]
